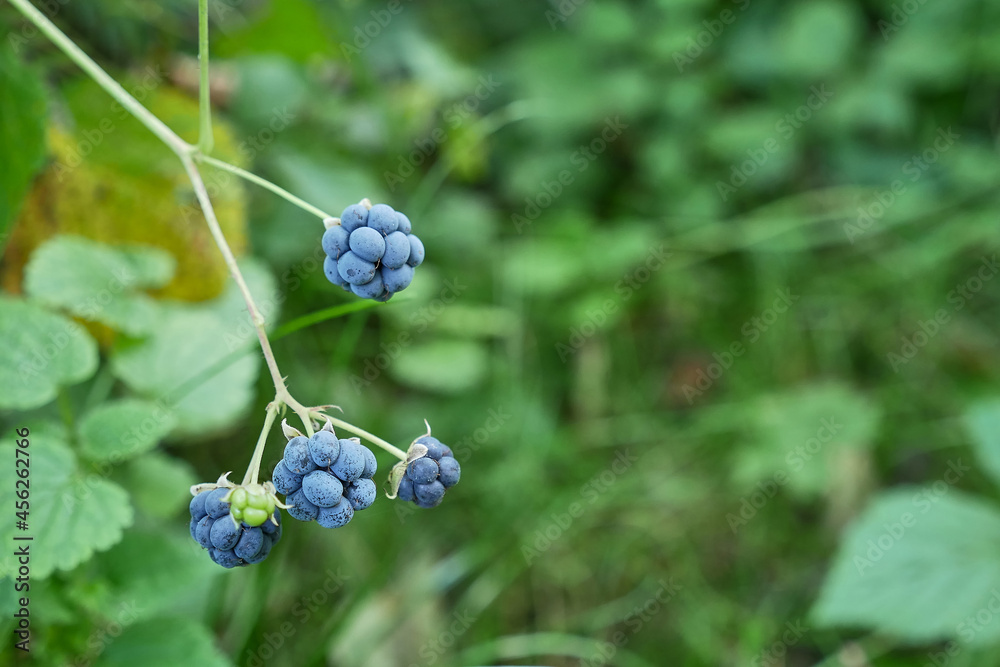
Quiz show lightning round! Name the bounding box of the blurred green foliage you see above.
[2,0,1000,665]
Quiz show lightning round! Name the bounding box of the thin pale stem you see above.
[180,156,295,402]
[195,154,333,220]
[7,0,192,157]
[310,410,407,460]
[11,0,389,460]
[197,0,214,154]
[243,402,279,485]
[277,390,316,438]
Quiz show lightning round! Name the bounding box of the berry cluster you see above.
[397,436,461,508]
[190,487,282,568]
[272,424,378,528]
[323,202,424,301]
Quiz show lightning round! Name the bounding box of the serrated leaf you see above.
[24,236,176,336]
[963,399,1000,488]
[93,526,218,621]
[0,297,98,410]
[95,617,231,667]
[0,433,133,579]
[78,399,178,462]
[122,452,197,518]
[388,340,489,394]
[0,47,47,246]
[812,488,1000,645]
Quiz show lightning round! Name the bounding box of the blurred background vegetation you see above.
[2,0,1000,665]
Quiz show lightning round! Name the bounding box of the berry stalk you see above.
[195,155,333,220]
[7,0,192,157]
[242,401,280,486]
[10,0,376,448]
[180,157,312,435]
[308,410,407,460]
[197,0,214,155]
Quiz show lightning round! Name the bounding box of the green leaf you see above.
[0,46,47,246]
[812,488,1000,645]
[215,0,329,64]
[24,236,176,336]
[110,260,274,435]
[732,383,879,499]
[963,399,1000,487]
[389,339,489,394]
[122,452,197,518]
[0,431,133,579]
[78,399,178,462]
[502,239,586,297]
[111,309,259,435]
[777,0,862,79]
[0,297,98,410]
[95,617,231,667]
[93,526,218,621]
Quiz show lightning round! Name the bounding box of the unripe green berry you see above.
[247,492,269,510]
[242,508,268,526]
[230,488,248,507]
